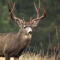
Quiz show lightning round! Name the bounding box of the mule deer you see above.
[0,0,46,60]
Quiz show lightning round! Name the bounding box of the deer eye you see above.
[23,26,26,29]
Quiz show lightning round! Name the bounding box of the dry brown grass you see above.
[0,52,60,60]
[0,57,14,60]
[19,53,59,60]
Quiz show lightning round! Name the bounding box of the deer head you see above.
[8,0,46,36]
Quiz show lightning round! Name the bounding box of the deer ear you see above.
[16,20,23,27]
[32,20,39,27]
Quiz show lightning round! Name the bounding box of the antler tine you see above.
[8,0,14,12]
[38,0,46,19]
[34,2,38,12]
[11,2,15,14]
[30,17,32,21]
[10,1,16,19]
[8,0,15,19]
[11,0,13,7]
[34,0,40,18]
[8,0,11,12]
[10,2,16,19]
[44,0,46,10]
[38,0,40,12]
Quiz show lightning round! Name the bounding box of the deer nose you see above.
[29,31,32,34]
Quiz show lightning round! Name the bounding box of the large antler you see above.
[8,0,25,24]
[8,0,46,27]
[30,0,46,25]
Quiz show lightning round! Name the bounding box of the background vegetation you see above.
[0,0,60,53]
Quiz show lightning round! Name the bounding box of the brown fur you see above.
[0,29,31,60]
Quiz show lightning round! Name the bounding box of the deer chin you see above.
[24,34,32,40]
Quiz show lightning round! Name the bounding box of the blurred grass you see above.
[0,51,60,60]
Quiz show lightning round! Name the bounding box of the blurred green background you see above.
[0,0,60,53]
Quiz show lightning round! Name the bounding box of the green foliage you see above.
[0,0,60,52]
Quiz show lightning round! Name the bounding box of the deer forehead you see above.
[23,22,32,26]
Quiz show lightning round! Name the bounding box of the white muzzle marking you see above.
[25,27,32,34]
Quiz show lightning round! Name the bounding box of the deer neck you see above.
[16,29,32,49]
[17,29,32,43]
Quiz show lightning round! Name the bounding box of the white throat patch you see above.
[24,35,32,40]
